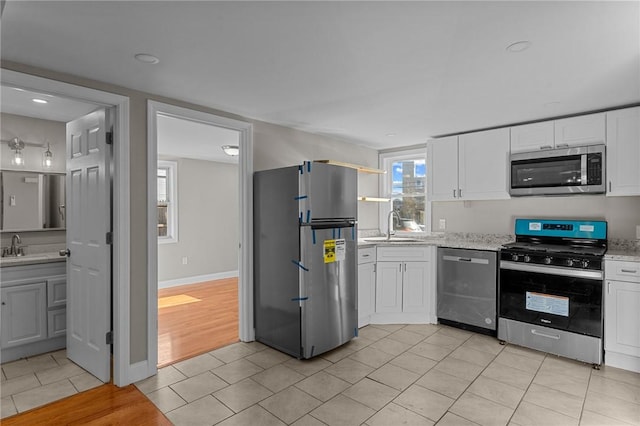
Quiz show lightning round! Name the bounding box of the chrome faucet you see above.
[386,210,401,240]
[10,234,22,256]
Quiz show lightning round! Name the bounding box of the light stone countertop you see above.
[358,233,513,252]
[0,252,66,267]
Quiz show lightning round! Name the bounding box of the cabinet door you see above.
[607,107,640,196]
[402,262,429,313]
[510,121,555,153]
[48,309,67,338]
[47,276,67,308]
[375,262,403,313]
[605,280,640,357]
[427,136,458,201]
[554,112,605,148]
[459,128,510,200]
[358,262,376,327]
[1,283,47,348]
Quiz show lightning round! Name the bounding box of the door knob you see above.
[59,249,70,257]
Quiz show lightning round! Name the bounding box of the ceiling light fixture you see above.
[221,145,240,156]
[134,53,160,64]
[506,40,532,53]
[32,98,48,104]
[8,138,25,167]
[42,142,54,169]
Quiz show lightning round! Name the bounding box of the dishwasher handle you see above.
[442,255,490,265]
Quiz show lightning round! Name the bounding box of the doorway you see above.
[154,113,241,366]
[1,69,130,387]
[0,77,126,417]
[146,101,253,370]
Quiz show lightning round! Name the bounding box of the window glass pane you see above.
[390,158,426,232]
[157,173,168,202]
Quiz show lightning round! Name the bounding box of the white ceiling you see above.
[1,1,639,150]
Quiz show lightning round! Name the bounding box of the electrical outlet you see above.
[182,256,188,265]
[439,219,446,230]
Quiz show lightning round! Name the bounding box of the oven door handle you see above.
[500,261,603,280]
[531,329,560,340]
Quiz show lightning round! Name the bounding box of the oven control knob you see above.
[581,260,590,269]
[524,255,531,263]
[511,254,519,262]
[543,257,552,265]
[566,259,574,267]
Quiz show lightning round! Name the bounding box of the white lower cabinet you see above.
[605,259,640,373]
[1,282,47,348]
[372,246,434,324]
[0,262,67,362]
[357,247,376,328]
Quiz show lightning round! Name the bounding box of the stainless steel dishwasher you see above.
[437,247,498,335]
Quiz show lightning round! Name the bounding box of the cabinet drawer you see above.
[606,260,640,283]
[358,247,376,264]
[48,309,66,338]
[377,246,430,262]
[47,276,67,308]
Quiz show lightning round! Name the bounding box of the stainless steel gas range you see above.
[498,218,607,366]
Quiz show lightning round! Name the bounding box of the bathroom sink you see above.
[363,237,424,243]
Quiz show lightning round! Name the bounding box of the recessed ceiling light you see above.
[32,98,48,104]
[134,53,160,64]
[506,41,532,53]
[385,133,397,137]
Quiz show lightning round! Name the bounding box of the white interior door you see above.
[66,108,112,382]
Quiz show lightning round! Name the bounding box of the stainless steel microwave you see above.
[509,144,605,196]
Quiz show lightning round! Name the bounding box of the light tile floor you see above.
[2,325,639,425]
[0,349,103,418]
[133,324,640,426]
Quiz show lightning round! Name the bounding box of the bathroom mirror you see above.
[0,170,66,231]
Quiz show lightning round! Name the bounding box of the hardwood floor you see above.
[158,278,239,367]
[1,384,171,425]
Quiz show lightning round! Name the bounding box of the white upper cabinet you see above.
[459,128,510,200]
[554,112,606,148]
[428,129,510,201]
[510,113,606,154]
[607,107,640,196]
[510,121,555,153]
[427,136,458,201]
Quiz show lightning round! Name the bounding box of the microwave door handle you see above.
[581,154,587,184]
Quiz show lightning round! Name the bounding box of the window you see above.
[157,160,178,243]
[380,148,429,234]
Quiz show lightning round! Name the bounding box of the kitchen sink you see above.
[363,237,424,243]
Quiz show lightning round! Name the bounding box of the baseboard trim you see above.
[158,270,239,289]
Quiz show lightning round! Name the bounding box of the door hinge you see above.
[106,232,113,245]
[106,131,113,145]
[106,331,113,345]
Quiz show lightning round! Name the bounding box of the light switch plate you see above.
[439,219,446,230]
[636,225,640,240]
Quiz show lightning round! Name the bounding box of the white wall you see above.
[157,158,238,284]
[1,113,66,173]
[432,195,640,240]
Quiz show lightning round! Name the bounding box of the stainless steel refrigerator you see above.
[254,161,358,359]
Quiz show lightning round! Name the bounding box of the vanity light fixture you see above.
[221,145,240,156]
[42,142,54,169]
[8,138,25,167]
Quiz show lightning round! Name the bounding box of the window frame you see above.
[378,147,431,236]
[157,160,178,244]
